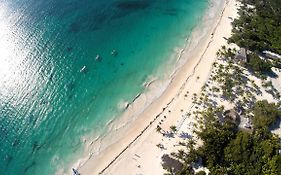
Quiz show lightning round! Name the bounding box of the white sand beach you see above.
[78,0,239,174]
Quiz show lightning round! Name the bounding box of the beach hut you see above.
[235,48,248,63]
[223,109,240,125]
[161,154,184,173]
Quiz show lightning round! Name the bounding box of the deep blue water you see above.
[0,0,208,174]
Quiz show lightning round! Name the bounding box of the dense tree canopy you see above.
[163,0,281,174]
[252,100,281,129]
[246,53,272,73]
[170,101,281,175]
[229,0,281,54]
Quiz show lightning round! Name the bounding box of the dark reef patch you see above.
[24,161,36,173]
[116,1,150,10]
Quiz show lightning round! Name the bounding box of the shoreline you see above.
[77,0,237,174]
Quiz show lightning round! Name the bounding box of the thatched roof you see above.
[235,48,248,62]
[223,109,240,125]
[161,154,183,173]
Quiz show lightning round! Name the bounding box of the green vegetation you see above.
[164,101,281,175]
[272,59,281,69]
[262,80,281,99]
[246,53,272,73]
[229,0,281,54]
[216,46,236,61]
[227,0,281,74]
[212,61,248,100]
[170,125,177,133]
[223,129,281,175]
[222,75,235,100]
[195,109,238,169]
[196,171,206,175]
[252,100,281,129]
[162,0,281,174]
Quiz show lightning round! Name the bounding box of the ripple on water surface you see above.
[0,0,208,174]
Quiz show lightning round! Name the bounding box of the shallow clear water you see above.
[0,0,208,174]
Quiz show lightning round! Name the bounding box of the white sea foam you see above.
[65,0,226,174]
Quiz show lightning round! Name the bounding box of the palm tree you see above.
[221,45,226,51]
[216,50,221,58]
[187,138,196,150]
[176,149,185,161]
[156,125,162,134]
[156,143,164,149]
[170,125,177,133]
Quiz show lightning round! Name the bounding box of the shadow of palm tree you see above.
[179,132,192,139]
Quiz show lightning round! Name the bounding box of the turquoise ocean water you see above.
[0,0,208,174]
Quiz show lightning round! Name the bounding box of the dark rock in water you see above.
[69,10,106,33]
[111,1,151,20]
[120,63,124,66]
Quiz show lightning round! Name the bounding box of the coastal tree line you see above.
[161,0,281,174]
[229,0,281,54]
[229,0,281,74]
[162,100,281,175]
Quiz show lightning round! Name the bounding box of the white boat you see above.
[80,66,87,73]
[95,54,102,61]
[111,49,118,57]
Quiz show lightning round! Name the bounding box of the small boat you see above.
[80,66,87,73]
[111,49,118,57]
[95,54,102,61]
[72,168,80,175]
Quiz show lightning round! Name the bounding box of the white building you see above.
[262,50,281,60]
